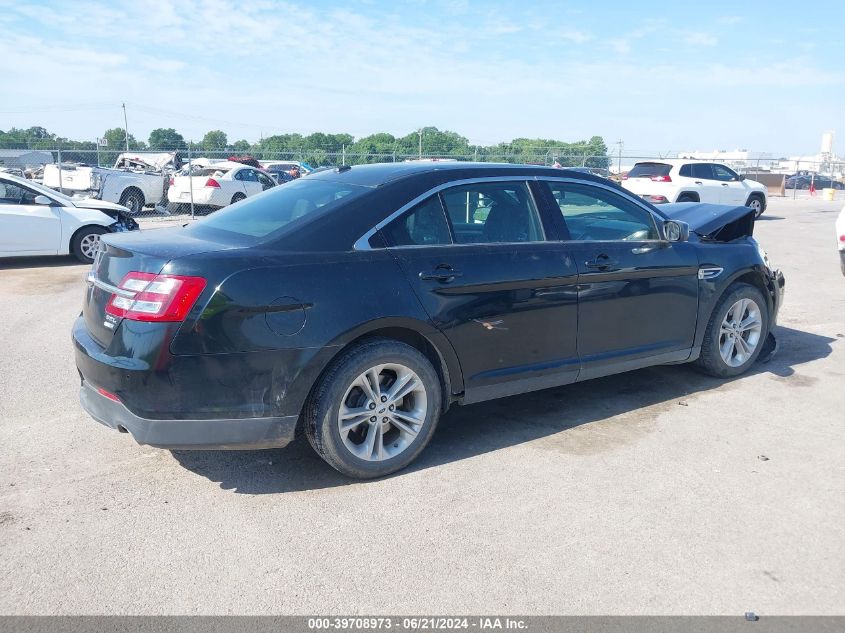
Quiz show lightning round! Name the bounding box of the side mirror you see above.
[738,174,746,181]
[33,195,53,205]
[663,220,689,242]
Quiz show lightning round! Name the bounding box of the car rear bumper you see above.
[79,380,298,450]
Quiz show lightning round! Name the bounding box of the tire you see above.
[231,193,246,204]
[304,338,442,479]
[746,195,765,218]
[119,188,145,214]
[695,282,769,378]
[70,226,108,263]
[676,193,698,203]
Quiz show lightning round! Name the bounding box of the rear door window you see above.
[382,196,452,247]
[691,164,714,180]
[439,181,544,244]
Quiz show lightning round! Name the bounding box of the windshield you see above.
[1,175,75,204]
[191,177,368,240]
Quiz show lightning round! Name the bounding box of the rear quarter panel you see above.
[167,249,452,418]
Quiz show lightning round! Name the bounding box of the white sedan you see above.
[167,162,276,209]
[0,173,138,263]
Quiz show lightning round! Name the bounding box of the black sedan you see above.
[785,174,845,190]
[74,163,785,478]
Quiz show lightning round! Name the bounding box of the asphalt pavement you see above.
[0,194,843,615]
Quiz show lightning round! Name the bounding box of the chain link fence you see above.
[1,145,843,218]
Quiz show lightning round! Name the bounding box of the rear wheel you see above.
[231,193,246,204]
[695,283,769,378]
[676,193,698,203]
[304,339,442,479]
[70,226,108,263]
[119,188,145,214]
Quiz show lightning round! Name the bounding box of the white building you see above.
[676,149,776,171]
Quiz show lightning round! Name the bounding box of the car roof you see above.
[305,161,610,188]
[635,159,731,167]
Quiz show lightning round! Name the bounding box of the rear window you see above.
[191,178,367,240]
[628,163,672,178]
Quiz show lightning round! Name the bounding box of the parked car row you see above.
[42,152,181,214]
[38,152,314,215]
[621,160,768,216]
[167,161,276,210]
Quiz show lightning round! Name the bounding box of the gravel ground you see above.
[0,195,843,615]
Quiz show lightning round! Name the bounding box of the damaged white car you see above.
[0,172,138,263]
[42,152,181,215]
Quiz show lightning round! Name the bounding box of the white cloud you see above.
[610,39,631,55]
[0,0,843,153]
[685,32,718,46]
[559,29,593,44]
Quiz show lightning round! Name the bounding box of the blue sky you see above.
[0,0,843,155]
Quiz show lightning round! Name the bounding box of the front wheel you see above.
[695,283,769,377]
[71,226,108,263]
[304,339,442,478]
[746,195,764,217]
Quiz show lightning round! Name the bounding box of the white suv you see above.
[622,160,767,216]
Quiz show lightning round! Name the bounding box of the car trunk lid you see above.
[82,228,239,347]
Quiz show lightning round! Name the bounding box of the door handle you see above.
[694,181,703,185]
[419,266,462,282]
[585,255,620,271]
[721,183,729,186]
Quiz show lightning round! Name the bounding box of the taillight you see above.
[840,235,845,242]
[168,177,175,186]
[621,174,628,180]
[105,272,207,322]
[205,178,221,188]
[650,175,672,182]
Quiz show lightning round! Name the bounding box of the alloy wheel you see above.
[337,363,427,461]
[79,234,101,260]
[719,298,763,367]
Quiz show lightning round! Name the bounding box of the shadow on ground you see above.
[172,325,837,494]
[0,255,81,270]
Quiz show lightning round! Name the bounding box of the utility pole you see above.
[122,103,130,153]
[616,139,624,175]
[418,129,423,159]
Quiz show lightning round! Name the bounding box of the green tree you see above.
[148,128,186,150]
[202,130,228,151]
[231,139,251,152]
[103,127,143,151]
